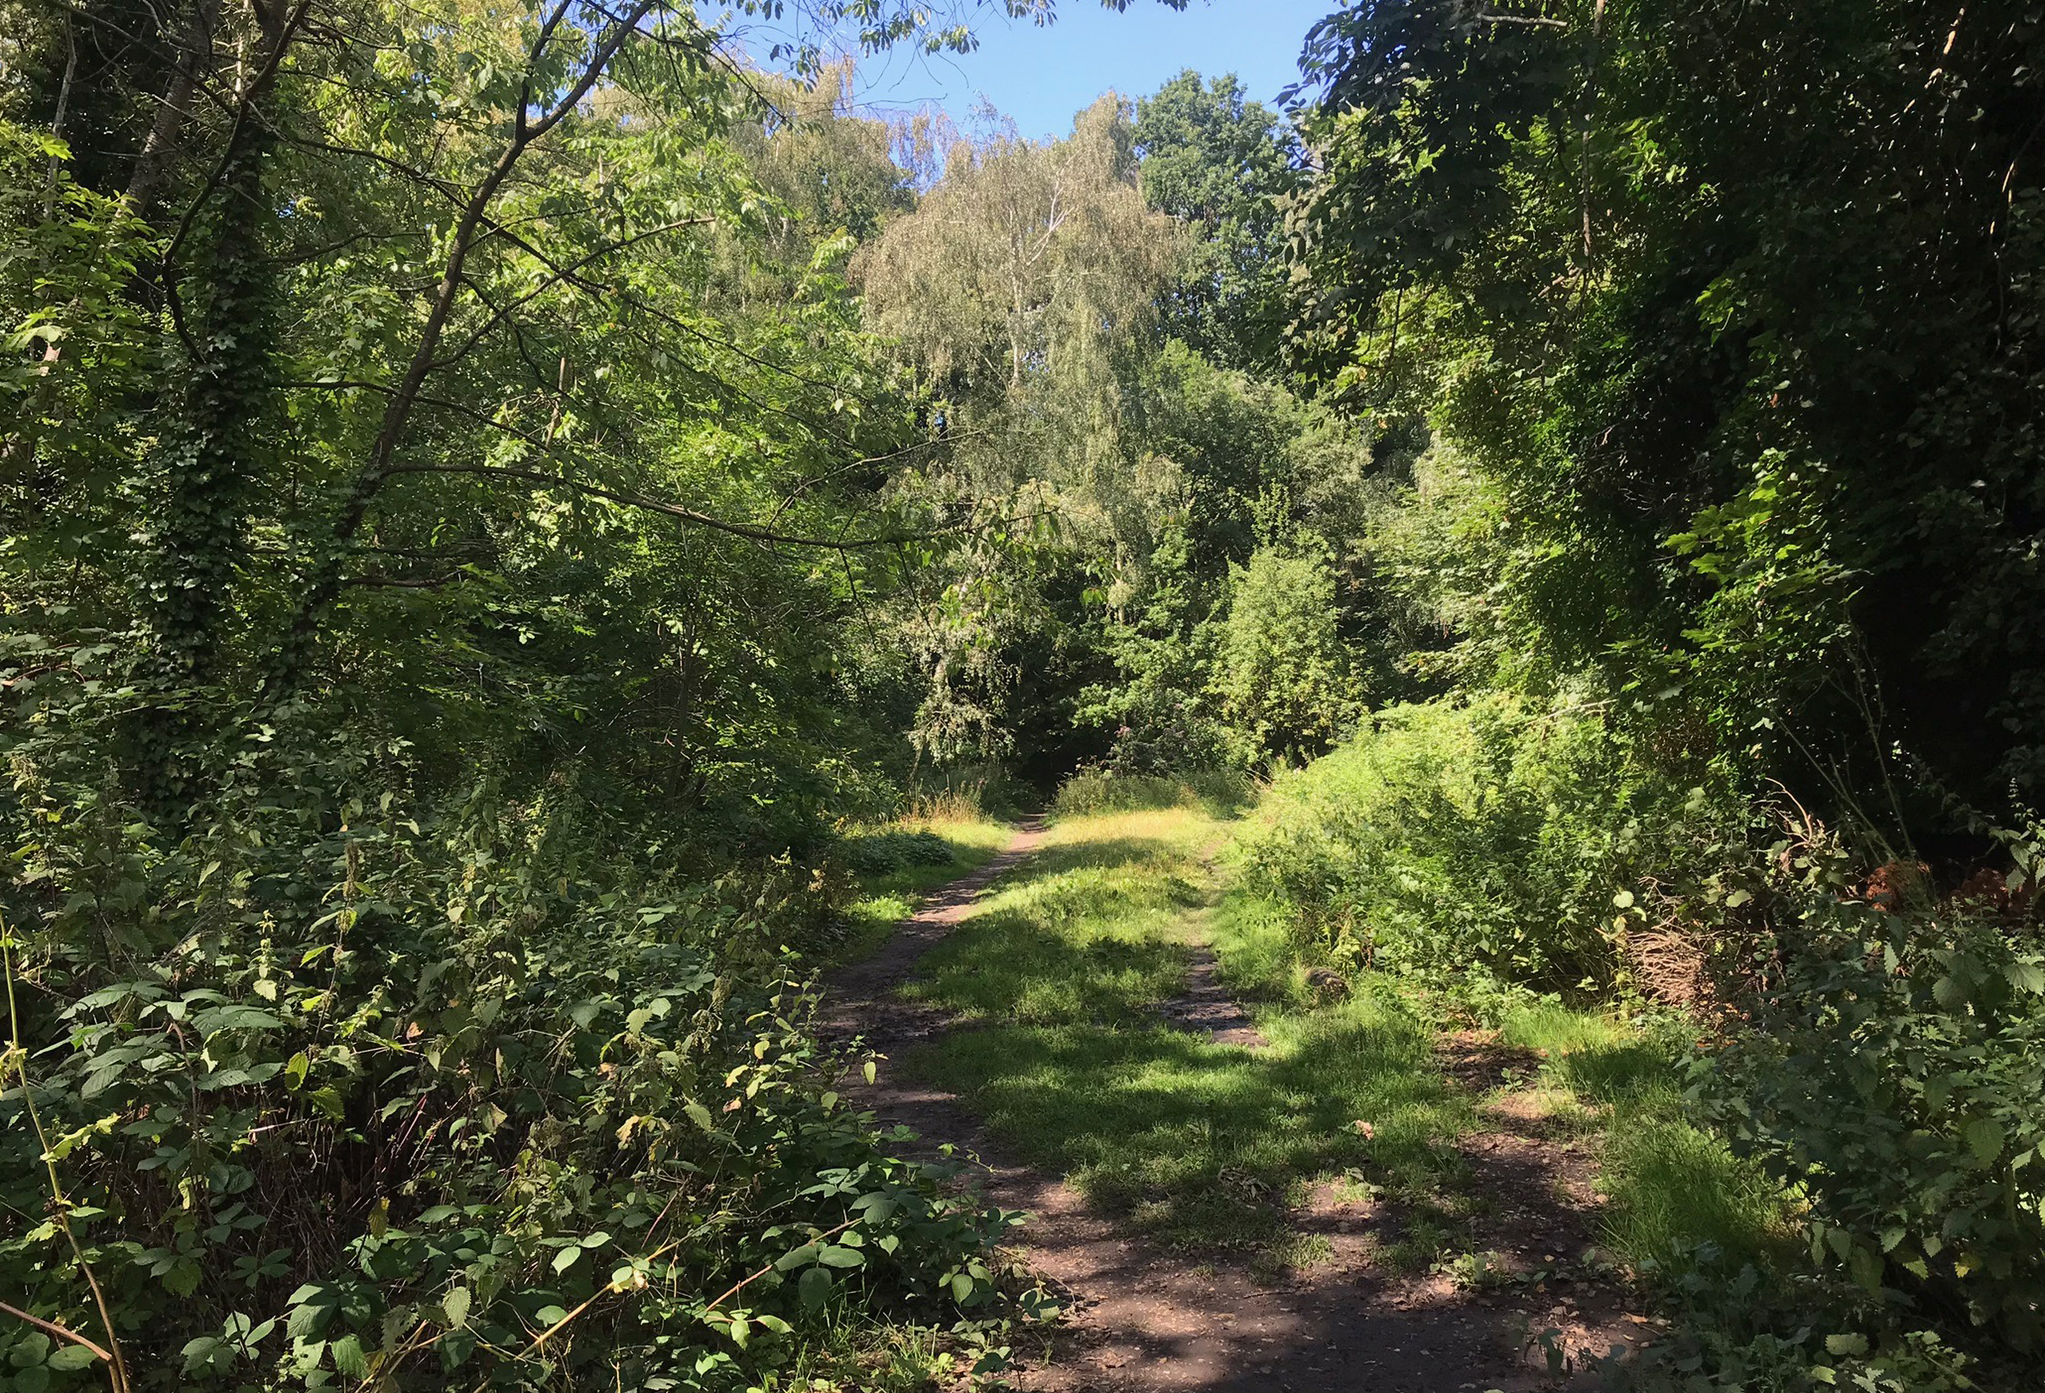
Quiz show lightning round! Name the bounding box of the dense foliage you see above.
[1257,2,2045,1384]
[0,2,1104,1389]
[9,0,2045,1388]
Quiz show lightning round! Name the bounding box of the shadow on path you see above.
[817,821,1646,1392]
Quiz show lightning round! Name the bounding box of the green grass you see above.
[885,808,1795,1289]
[903,810,1474,1256]
[828,815,1015,967]
[1487,998,1798,1275]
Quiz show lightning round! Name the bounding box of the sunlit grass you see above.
[827,815,1015,967]
[890,809,1798,1285]
[904,811,1473,1254]
[1490,999,1797,1274]
[1206,872,1797,1276]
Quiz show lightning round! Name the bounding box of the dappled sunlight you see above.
[900,811,1481,1254]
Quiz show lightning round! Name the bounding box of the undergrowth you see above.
[1230,702,2045,1391]
[0,769,1023,1393]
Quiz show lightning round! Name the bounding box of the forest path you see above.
[824,810,1647,1392]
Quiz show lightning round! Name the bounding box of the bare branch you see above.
[1474,11,1570,28]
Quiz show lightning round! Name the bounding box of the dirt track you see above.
[820,821,1650,1392]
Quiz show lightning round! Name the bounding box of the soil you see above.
[820,823,1654,1392]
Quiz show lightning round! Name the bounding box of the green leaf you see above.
[552,1246,582,1274]
[798,1266,832,1308]
[817,1245,864,1268]
[1824,1334,1868,1357]
[14,1366,51,1393]
[774,1244,819,1271]
[286,1296,333,1340]
[442,1286,471,1330]
[330,1334,369,1378]
[2003,960,2045,994]
[1965,1118,2005,1166]
[209,1005,286,1031]
[178,1337,222,1377]
[46,1346,98,1372]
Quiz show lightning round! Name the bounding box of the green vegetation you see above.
[906,810,1476,1258]
[5,0,2045,1389]
[831,815,1015,965]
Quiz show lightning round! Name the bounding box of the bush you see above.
[838,829,959,876]
[1697,885,2045,1354]
[1052,768,1251,816]
[0,778,1015,1393]
[1213,544,1365,765]
[1236,693,1713,992]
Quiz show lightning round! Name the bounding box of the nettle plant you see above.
[1697,827,2045,1359]
[1,779,1017,1392]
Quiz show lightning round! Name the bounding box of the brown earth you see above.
[821,823,1654,1392]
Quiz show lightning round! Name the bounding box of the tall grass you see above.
[1051,768,1252,817]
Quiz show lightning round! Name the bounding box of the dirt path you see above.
[821,821,1649,1392]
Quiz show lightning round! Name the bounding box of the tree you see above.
[1214,543,1364,763]
[854,94,1179,771]
[1133,70,1302,374]
[1288,0,2045,833]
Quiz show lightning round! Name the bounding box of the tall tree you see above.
[854,94,1180,768]
[1133,69,1302,374]
[1289,0,2045,833]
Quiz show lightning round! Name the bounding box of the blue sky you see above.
[711,1,1336,140]
[879,0,1334,138]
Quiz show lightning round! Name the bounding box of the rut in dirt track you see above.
[818,820,1647,1393]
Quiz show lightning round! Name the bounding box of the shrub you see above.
[1697,888,2045,1353]
[1235,693,1712,992]
[837,829,959,876]
[1052,768,1250,816]
[0,779,1015,1393]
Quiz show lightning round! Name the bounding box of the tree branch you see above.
[429,216,715,372]
[1475,11,1570,28]
[380,461,1008,553]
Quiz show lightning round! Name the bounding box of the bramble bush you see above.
[1,749,1019,1393]
[1695,848,2045,1359]
[1605,837,2045,1389]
